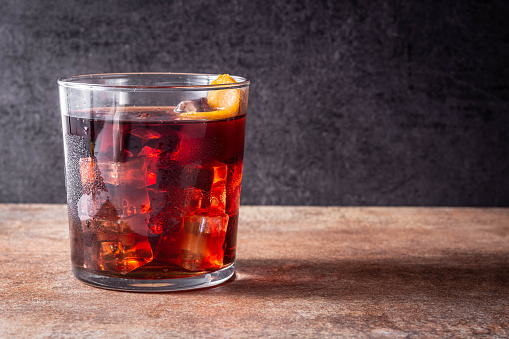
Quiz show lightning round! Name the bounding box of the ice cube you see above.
[176,212,229,271]
[155,161,227,215]
[78,191,113,222]
[96,157,149,221]
[139,145,162,187]
[79,199,120,268]
[123,128,162,156]
[85,213,153,274]
[133,146,161,186]
[207,161,227,212]
[93,235,153,274]
[146,130,182,160]
[79,157,108,195]
[78,156,154,273]
[119,213,151,244]
[82,210,127,240]
[149,211,183,235]
[148,186,203,220]
[174,98,211,113]
[79,197,119,236]
[106,186,150,219]
[183,187,204,212]
[128,128,162,142]
[157,162,226,204]
[146,170,157,187]
[97,157,148,188]
[139,145,161,159]
[226,162,243,214]
[140,129,183,185]
[122,134,143,157]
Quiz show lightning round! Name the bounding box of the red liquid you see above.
[63,108,245,279]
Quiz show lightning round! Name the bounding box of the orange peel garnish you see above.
[180,74,240,120]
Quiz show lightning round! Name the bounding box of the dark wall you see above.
[0,0,508,206]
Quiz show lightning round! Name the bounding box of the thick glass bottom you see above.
[72,263,235,292]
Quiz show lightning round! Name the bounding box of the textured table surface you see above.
[0,205,508,338]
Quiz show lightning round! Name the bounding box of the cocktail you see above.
[58,73,249,291]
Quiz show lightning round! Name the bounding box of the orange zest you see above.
[180,74,240,120]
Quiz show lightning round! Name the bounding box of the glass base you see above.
[72,263,235,292]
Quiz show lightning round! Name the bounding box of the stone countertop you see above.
[0,205,507,337]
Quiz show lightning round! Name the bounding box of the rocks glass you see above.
[58,73,249,291]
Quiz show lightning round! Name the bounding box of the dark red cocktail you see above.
[59,73,249,291]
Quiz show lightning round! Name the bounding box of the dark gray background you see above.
[0,0,508,206]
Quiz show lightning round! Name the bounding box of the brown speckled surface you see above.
[0,205,508,337]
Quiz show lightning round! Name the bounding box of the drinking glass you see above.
[58,73,249,292]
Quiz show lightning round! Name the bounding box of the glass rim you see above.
[57,72,250,92]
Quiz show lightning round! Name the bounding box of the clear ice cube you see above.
[156,161,227,210]
[226,162,243,214]
[115,187,151,217]
[78,157,154,274]
[97,157,148,188]
[174,98,210,113]
[128,128,162,142]
[79,157,108,195]
[176,212,229,271]
[139,145,162,187]
[123,128,162,156]
[78,191,112,222]
[83,211,153,274]
[149,211,184,235]
[95,156,151,219]
[139,129,183,186]
[147,186,203,233]
[152,160,206,212]
[207,161,227,212]
[146,130,182,159]
[93,232,153,274]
